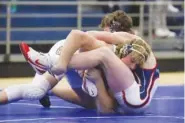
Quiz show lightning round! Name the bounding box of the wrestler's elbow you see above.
[69,30,84,39]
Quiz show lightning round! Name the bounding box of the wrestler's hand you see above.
[83,68,102,83]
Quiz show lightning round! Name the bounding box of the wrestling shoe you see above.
[19,42,52,75]
[39,94,51,108]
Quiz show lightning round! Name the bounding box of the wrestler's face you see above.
[121,55,137,70]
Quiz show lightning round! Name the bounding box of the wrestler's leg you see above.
[36,45,135,99]
[52,30,106,75]
[51,68,115,111]
[69,47,140,113]
[51,68,116,113]
[51,81,96,109]
[62,47,137,108]
[61,47,135,93]
[0,71,95,109]
[97,47,135,93]
[0,91,8,104]
[0,72,53,104]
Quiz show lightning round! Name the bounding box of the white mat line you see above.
[10,103,82,109]
[0,115,183,122]
[16,97,184,103]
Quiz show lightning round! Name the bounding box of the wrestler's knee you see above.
[98,47,114,62]
[24,74,51,100]
[4,84,48,102]
[51,63,67,75]
[70,30,87,43]
[22,84,46,100]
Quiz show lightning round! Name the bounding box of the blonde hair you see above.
[115,38,151,65]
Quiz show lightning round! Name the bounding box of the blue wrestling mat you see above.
[0,86,184,123]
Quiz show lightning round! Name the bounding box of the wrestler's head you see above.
[114,38,151,70]
[99,10,134,34]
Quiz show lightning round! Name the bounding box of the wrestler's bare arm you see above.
[52,29,143,75]
[84,69,116,113]
[86,31,142,44]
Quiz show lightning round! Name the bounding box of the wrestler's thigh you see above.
[101,48,135,93]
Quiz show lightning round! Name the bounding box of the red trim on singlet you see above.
[122,73,158,108]
[121,57,159,108]
[82,70,89,93]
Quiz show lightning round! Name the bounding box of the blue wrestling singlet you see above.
[133,64,160,100]
[65,69,83,88]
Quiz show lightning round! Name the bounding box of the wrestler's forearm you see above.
[83,68,116,113]
[94,75,116,114]
[87,31,142,44]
